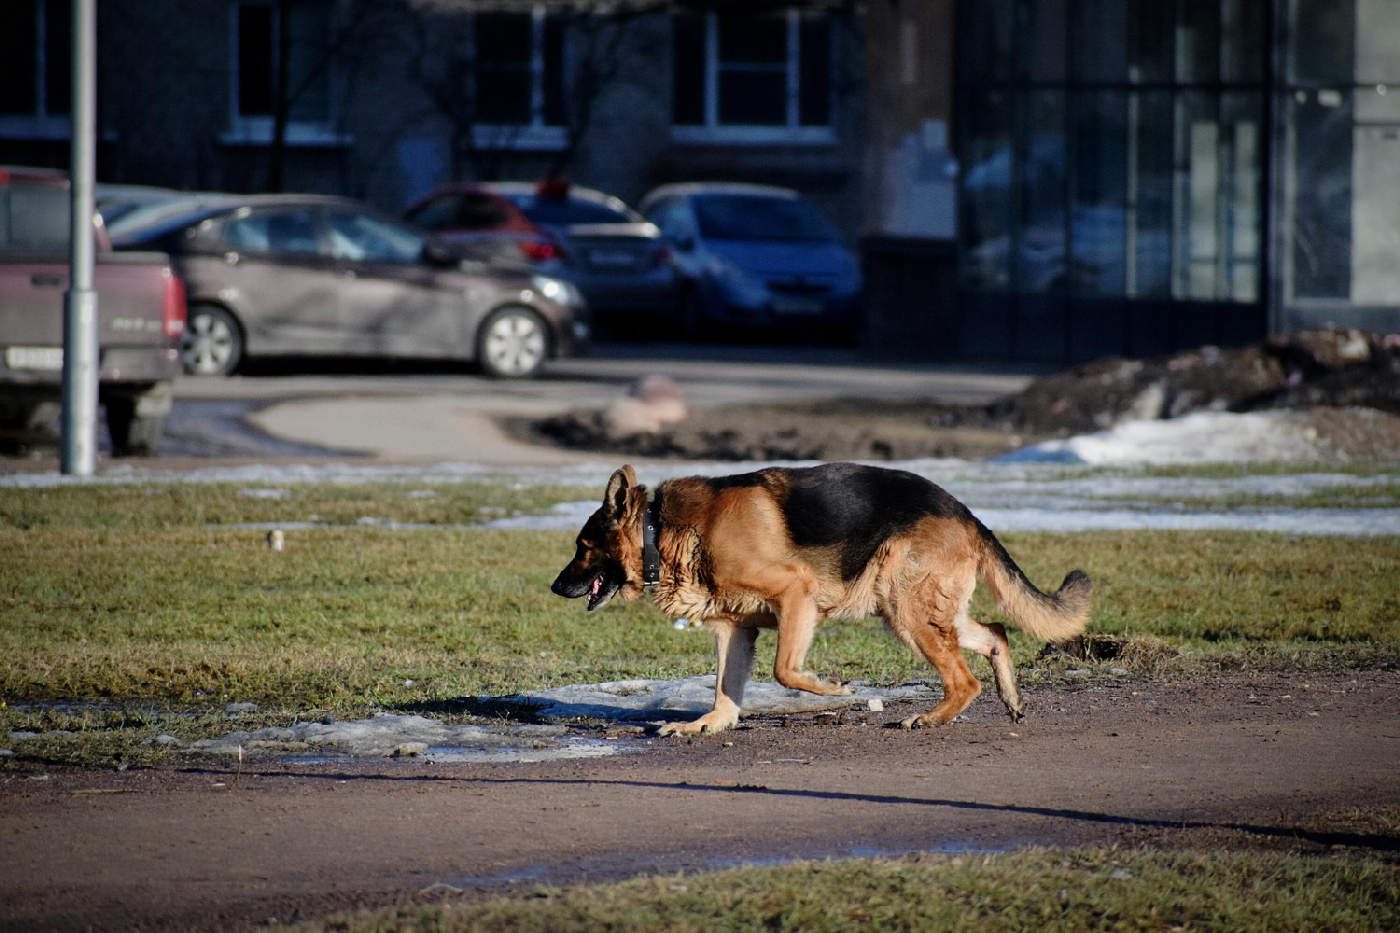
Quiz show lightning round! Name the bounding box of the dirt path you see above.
[2,670,1398,931]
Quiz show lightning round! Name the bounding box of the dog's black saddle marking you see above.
[782,463,970,581]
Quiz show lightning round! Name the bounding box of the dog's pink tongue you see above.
[590,575,602,597]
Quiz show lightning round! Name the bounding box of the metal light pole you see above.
[61,0,98,475]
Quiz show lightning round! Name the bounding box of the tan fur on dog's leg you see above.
[770,572,850,696]
[900,620,980,728]
[885,586,981,728]
[955,615,1023,722]
[658,621,758,736]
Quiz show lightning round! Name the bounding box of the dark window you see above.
[0,2,39,116]
[798,17,830,126]
[1175,0,1221,83]
[476,13,533,124]
[43,0,70,116]
[286,0,331,122]
[1289,92,1353,298]
[1289,0,1356,84]
[1071,0,1129,83]
[1,0,69,117]
[717,15,787,125]
[673,10,835,132]
[475,11,566,126]
[1027,0,1067,82]
[1128,0,1173,83]
[237,1,332,122]
[238,5,275,116]
[672,14,704,125]
[543,15,567,126]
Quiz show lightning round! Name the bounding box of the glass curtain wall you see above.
[1282,0,1400,330]
[956,0,1268,360]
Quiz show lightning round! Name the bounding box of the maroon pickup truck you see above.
[0,166,186,456]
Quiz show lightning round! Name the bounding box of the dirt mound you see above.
[995,328,1400,435]
[509,329,1400,462]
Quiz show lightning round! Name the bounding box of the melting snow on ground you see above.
[185,714,625,764]
[997,410,1330,465]
[3,410,1397,539]
[174,678,934,763]
[499,676,933,722]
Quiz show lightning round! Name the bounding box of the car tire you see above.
[180,305,243,376]
[477,306,549,379]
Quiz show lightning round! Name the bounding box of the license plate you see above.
[5,346,64,370]
[588,249,637,268]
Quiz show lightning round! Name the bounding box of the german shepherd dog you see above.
[551,463,1091,736]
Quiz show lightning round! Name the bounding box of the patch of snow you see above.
[237,487,290,500]
[971,506,1400,535]
[189,712,625,763]
[187,679,936,761]
[997,411,1323,465]
[502,676,934,723]
[3,409,1396,537]
[483,501,597,530]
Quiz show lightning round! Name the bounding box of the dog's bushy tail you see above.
[974,519,1092,643]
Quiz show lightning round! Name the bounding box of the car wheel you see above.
[477,307,548,379]
[180,305,243,376]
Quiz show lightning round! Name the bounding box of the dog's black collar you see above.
[641,491,662,586]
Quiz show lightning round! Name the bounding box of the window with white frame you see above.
[0,0,70,138]
[672,8,833,143]
[227,0,341,144]
[471,7,567,147]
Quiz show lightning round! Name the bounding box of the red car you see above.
[405,181,683,325]
[403,183,565,266]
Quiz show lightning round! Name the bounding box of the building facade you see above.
[0,1,868,237]
[864,0,1400,362]
[7,1,1395,362]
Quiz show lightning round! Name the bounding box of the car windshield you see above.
[507,195,635,226]
[693,194,837,242]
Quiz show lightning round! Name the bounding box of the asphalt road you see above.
[158,342,1039,462]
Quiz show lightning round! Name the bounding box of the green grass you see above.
[287,843,1400,933]
[2,479,1397,766]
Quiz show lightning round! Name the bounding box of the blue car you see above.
[639,183,863,341]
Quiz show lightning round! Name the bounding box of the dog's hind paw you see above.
[657,711,738,737]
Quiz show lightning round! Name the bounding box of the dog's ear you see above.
[602,465,638,522]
